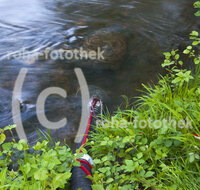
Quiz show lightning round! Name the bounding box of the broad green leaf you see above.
[165,140,173,148]
[53,172,71,189]
[34,169,48,181]
[190,31,199,36]
[189,153,195,163]
[106,178,114,183]
[192,41,199,45]
[175,54,180,60]
[137,153,143,159]
[24,163,31,175]
[0,133,6,144]
[195,10,200,16]
[163,52,171,59]
[4,125,16,131]
[2,143,11,151]
[145,171,154,178]
[92,184,104,190]
[183,49,190,54]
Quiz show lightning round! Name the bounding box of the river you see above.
[0,0,199,146]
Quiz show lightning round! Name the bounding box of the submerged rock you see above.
[82,32,126,70]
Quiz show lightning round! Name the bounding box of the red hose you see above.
[76,98,100,178]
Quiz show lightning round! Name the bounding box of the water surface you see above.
[0,0,199,145]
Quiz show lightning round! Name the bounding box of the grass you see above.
[0,2,200,190]
[87,32,200,190]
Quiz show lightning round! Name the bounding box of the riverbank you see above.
[0,1,200,190]
[87,30,200,189]
[1,31,200,189]
[87,4,200,189]
[0,0,198,144]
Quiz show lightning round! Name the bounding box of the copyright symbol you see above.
[12,67,90,143]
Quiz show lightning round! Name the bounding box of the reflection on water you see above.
[0,0,199,145]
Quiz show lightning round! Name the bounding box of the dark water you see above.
[0,0,199,145]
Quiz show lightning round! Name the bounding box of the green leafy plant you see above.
[0,126,84,190]
[88,32,200,190]
[194,1,200,16]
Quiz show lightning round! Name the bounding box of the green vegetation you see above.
[194,1,200,16]
[136,30,200,131]
[88,2,200,188]
[0,2,200,190]
[0,126,85,190]
[88,31,200,190]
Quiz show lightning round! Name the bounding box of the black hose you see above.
[70,160,92,190]
[70,116,95,190]
[70,98,105,190]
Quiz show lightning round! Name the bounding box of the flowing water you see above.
[0,0,199,145]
